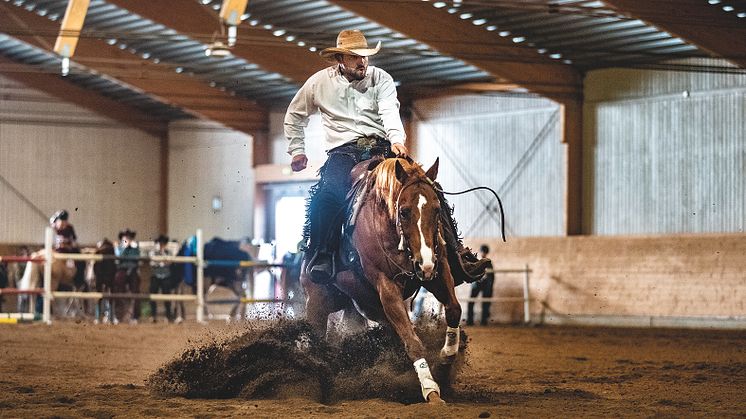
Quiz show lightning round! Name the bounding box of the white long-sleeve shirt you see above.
[284,65,406,157]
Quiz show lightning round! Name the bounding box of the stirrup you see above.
[308,251,335,284]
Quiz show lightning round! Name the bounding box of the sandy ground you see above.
[0,320,744,418]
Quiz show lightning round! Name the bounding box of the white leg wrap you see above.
[440,326,460,357]
[413,358,440,401]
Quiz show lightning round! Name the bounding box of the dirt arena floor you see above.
[1,320,744,418]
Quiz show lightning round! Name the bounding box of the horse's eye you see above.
[400,207,411,219]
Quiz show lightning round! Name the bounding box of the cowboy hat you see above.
[320,29,381,60]
[118,228,136,240]
[154,234,169,244]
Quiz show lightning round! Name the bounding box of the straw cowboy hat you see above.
[320,29,381,60]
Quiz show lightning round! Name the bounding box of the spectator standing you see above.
[466,245,495,326]
[148,234,175,323]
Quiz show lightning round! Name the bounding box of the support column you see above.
[561,98,584,236]
[159,133,169,234]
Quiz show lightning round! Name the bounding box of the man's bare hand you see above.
[291,154,308,172]
[391,143,409,158]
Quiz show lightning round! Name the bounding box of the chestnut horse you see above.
[302,157,461,404]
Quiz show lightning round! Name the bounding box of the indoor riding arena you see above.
[1,1,744,418]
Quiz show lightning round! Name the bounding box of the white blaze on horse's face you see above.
[416,194,436,278]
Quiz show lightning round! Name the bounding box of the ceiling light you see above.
[512,36,525,43]
[707,0,720,4]
[432,1,446,7]
[537,48,547,54]
[472,18,487,25]
[273,29,286,37]
[499,31,510,37]
[297,41,306,47]
[737,11,746,17]
[175,67,184,73]
[485,25,497,31]
[549,53,562,59]
[722,5,734,11]
[285,35,296,42]
[205,41,231,58]
[309,46,317,52]
[459,13,472,19]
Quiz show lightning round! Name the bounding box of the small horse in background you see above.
[302,157,462,404]
[175,236,251,320]
[17,249,77,314]
[91,239,117,323]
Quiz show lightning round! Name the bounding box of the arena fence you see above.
[0,228,288,325]
[460,265,532,324]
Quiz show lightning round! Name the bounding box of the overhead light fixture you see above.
[205,41,231,57]
[227,25,237,46]
[61,56,70,76]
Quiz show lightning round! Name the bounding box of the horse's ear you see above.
[395,160,409,183]
[425,157,439,181]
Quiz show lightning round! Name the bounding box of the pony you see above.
[302,157,462,404]
[17,249,77,314]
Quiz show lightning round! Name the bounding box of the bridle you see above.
[393,176,442,282]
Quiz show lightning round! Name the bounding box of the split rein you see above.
[434,185,507,243]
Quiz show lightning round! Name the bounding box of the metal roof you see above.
[0,33,191,120]
[2,0,737,128]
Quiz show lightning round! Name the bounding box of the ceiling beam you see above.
[105,0,329,84]
[1,3,268,134]
[328,0,583,104]
[0,57,168,137]
[603,0,746,68]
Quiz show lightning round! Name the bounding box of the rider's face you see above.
[338,54,367,81]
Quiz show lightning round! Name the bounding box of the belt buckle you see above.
[356,136,376,150]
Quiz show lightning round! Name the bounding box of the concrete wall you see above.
[0,75,163,245]
[465,234,746,327]
[167,120,254,242]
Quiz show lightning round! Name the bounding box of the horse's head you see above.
[393,158,442,281]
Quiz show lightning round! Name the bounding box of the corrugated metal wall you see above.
[168,120,254,242]
[412,95,563,238]
[0,75,163,245]
[586,59,746,235]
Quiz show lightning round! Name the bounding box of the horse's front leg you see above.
[423,263,462,359]
[375,273,442,403]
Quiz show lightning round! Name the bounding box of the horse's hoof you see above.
[427,392,446,405]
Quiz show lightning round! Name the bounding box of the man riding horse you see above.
[286,29,489,286]
[285,29,491,402]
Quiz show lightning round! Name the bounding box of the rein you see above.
[435,185,507,242]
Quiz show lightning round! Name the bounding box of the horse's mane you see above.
[371,158,426,219]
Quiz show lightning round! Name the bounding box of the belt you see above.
[329,136,390,162]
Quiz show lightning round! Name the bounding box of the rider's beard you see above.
[340,63,366,81]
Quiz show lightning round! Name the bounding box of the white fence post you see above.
[196,229,205,323]
[523,263,530,324]
[42,227,53,325]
